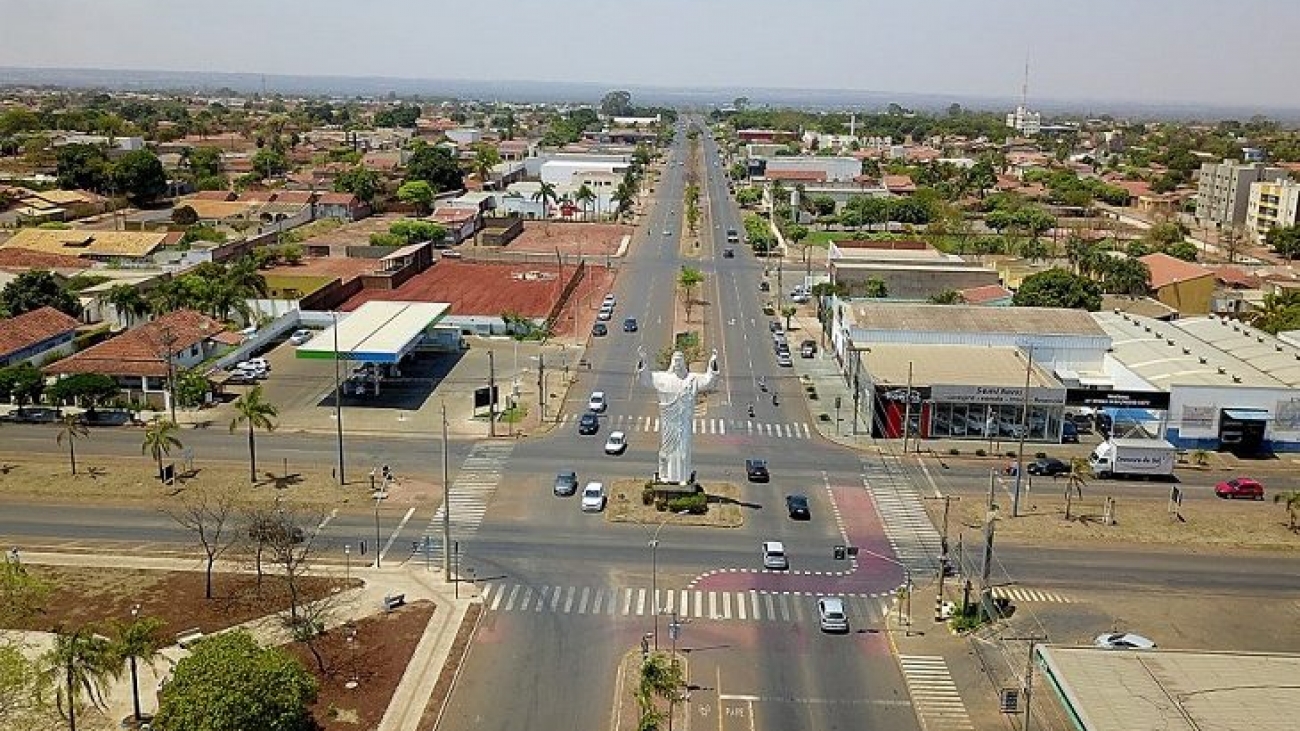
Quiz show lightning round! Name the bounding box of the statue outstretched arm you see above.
[696,349,721,392]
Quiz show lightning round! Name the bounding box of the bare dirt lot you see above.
[284,599,436,731]
[2,565,357,635]
[511,221,633,256]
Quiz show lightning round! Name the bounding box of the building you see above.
[44,310,237,410]
[445,128,482,146]
[763,156,861,183]
[0,229,168,265]
[826,240,1001,301]
[538,154,630,188]
[1005,105,1042,136]
[1246,177,1300,241]
[789,181,890,214]
[1138,252,1216,315]
[0,307,81,368]
[1195,159,1285,228]
[315,192,370,222]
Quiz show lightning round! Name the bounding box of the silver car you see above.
[818,597,849,633]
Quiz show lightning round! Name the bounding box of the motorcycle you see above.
[747,404,755,418]
[772,394,779,406]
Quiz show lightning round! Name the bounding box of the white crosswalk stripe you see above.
[862,454,944,575]
[897,655,975,730]
[413,441,514,565]
[559,414,812,439]
[478,583,892,624]
[991,587,1073,604]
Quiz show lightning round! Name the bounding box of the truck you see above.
[1088,438,1177,479]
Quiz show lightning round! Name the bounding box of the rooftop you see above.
[0,307,81,358]
[1139,252,1214,289]
[847,303,1109,339]
[863,344,1059,388]
[0,229,167,259]
[45,310,228,378]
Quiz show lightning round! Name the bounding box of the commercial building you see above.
[536,153,630,188]
[1246,177,1300,241]
[1195,159,1285,228]
[1005,105,1041,136]
[763,156,861,183]
[826,240,1000,301]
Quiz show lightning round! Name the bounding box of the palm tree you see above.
[111,613,165,725]
[141,417,183,480]
[101,284,150,329]
[229,385,278,483]
[472,144,501,189]
[224,256,268,298]
[678,266,704,322]
[147,278,189,316]
[39,626,122,731]
[611,182,634,221]
[574,183,597,221]
[531,181,558,218]
[781,305,797,331]
[56,414,89,476]
[1063,456,1092,521]
[1274,490,1300,531]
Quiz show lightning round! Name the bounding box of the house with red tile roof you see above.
[0,307,81,368]
[44,310,233,409]
[430,206,482,245]
[958,283,1015,306]
[315,192,371,222]
[883,174,917,195]
[1138,252,1215,314]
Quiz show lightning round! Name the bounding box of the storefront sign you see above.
[1066,389,1170,409]
[931,384,1065,406]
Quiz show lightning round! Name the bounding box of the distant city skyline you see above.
[1,0,1297,110]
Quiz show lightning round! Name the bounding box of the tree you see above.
[574,183,597,221]
[230,385,278,484]
[1266,224,1300,261]
[101,284,150,329]
[611,182,634,219]
[0,363,45,413]
[1013,268,1102,311]
[1098,258,1151,296]
[172,205,199,227]
[141,417,182,480]
[0,559,50,626]
[1165,241,1199,262]
[678,266,704,322]
[781,305,797,330]
[187,146,223,179]
[0,269,82,318]
[635,652,686,731]
[862,277,888,299]
[250,148,289,180]
[1275,490,1300,531]
[472,143,501,188]
[1219,224,1248,264]
[46,373,120,413]
[387,219,446,245]
[55,144,112,192]
[333,165,381,204]
[1244,290,1300,335]
[0,643,47,730]
[167,485,238,601]
[532,181,559,217]
[928,289,966,304]
[55,415,89,476]
[109,614,165,726]
[38,626,121,731]
[173,368,211,409]
[1063,456,1092,521]
[396,180,434,215]
[600,90,634,117]
[154,631,317,731]
[111,149,168,205]
[405,141,463,193]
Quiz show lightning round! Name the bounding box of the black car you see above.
[578,412,600,435]
[723,248,735,258]
[785,494,811,520]
[759,281,770,292]
[769,320,783,333]
[592,322,608,337]
[1060,421,1079,443]
[745,458,770,482]
[623,317,638,332]
[553,470,579,496]
[1027,457,1070,476]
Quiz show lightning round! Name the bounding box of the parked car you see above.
[578,412,600,435]
[769,320,783,333]
[785,494,811,520]
[603,294,616,307]
[580,482,607,512]
[1061,421,1079,443]
[1026,457,1070,476]
[597,309,613,322]
[1094,632,1155,650]
[817,597,849,633]
[776,352,793,367]
[592,322,608,337]
[761,541,788,570]
[553,470,579,497]
[588,391,607,413]
[759,281,770,292]
[1215,477,1264,500]
[288,329,314,346]
[800,340,817,358]
[745,458,770,482]
[604,431,628,455]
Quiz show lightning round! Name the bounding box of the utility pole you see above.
[926,494,959,620]
[1002,635,1047,731]
[1012,346,1034,517]
[537,353,546,421]
[901,361,914,453]
[441,401,451,582]
[487,350,497,437]
[332,312,345,485]
[979,503,997,621]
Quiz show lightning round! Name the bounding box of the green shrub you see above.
[642,485,655,505]
[1035,451,1048,459]
[666,492,707,514]
[975,448,987,457]
[949,604,984,634]
[948,448,960,456]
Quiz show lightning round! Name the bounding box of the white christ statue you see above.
[636,347,721,485]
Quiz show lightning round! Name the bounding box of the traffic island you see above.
[611,648,690,731]
[606,478,745,528]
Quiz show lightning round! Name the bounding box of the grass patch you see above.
[606,479,744,528]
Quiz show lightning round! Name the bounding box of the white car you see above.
[603,294,616,307]
[817,597,849,633]
[604,431,627,455]
[1094,632,1155,650]
[243,358,270,372]
[588,391,607,413]
[762,541,789,570]
[580,482,607,512]
[289,329,313,345]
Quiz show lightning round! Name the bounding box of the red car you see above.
[1215,477,1264,500]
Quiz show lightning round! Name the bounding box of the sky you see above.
[1,0,1296,109]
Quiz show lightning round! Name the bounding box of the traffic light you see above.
[833,545,847,560]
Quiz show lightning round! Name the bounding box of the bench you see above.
[176,628,204,649]
[383,593,406,611]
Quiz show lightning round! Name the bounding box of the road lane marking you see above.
[378,506,416,566]
[623,588,633,615]
[504,584,520,611]
[519,587,533,611]
[751,592,761,621]
[636,588,646,615]
[722,592,732,619]
[679,590,689,617]
[535,586,548,612]
[591,588,603,614]
[777,595,790,621]
[764,593,775,620]
[551,586,563,611]
[694,590,703,618]
[736,592,746,620]
[708,591,718,619]
[578,587,591,614]
[564,586,576,613]
[489,584,504,611]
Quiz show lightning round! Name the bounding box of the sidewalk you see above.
[16,550,475,731]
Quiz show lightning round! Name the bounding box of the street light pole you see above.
[441,401,451,582]
[128,603,142,723]
[373,494,382,569]
[647,510,688,650]
[332,311,345,485]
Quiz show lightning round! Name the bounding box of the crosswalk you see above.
[412,441,514,564]
[992,587,1073,604]
[861,454,944,576]
[479,583,893,624]
[897,655,975,731]
[559,413,813,439]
